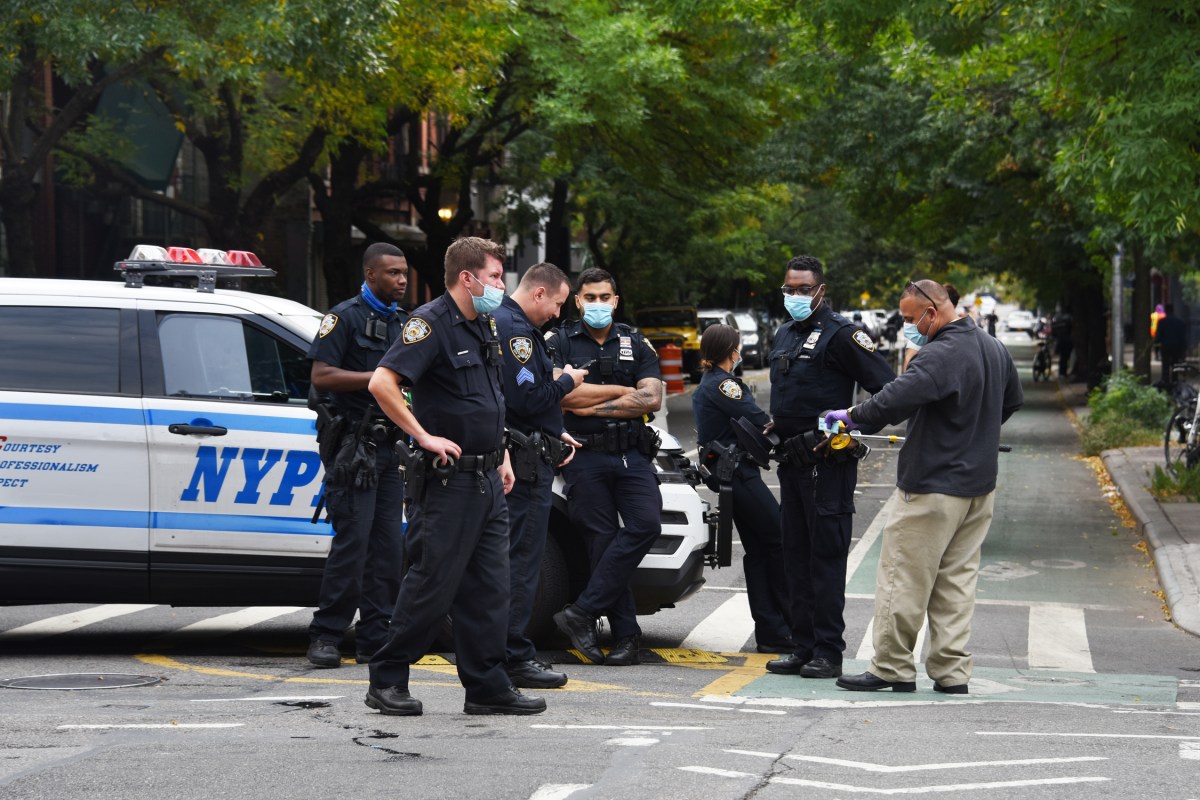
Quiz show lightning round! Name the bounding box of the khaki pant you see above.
[870,489,996,685]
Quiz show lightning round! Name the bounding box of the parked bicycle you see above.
[1031,340,1052,382]
[1164,362,1200,476]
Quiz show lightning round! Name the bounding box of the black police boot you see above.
[835,671,917,692]
[604,635,641,666]
[765,652,811,675]
[798,657,842,679]
[364,685,423,716]
[553,604,605,664]
[307,640,342,668]
[506,659,569,689]
[463,687,547,715]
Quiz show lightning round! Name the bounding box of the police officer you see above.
[692,324,794,653]
[766,255,895,680]
[493,262,587,689]
[306,242,409,668]
[549,267,662,667]
[365,236,545,716]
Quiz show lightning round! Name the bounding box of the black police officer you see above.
[365,237,545,717]
[691,324,794,653]
[766,255,895,680]
[549,267,662,667]
[493,262,587,689]
[306,243,408,668]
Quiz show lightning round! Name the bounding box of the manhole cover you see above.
[0,673,162,690]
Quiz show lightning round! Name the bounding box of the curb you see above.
[1102,448,1200,639]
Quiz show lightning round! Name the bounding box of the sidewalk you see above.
[1059,380,1200,638]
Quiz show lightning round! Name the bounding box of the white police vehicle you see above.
[0,247,717,639]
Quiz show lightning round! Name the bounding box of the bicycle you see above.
[1031,340,1052,382]
[1164,362,1200,476]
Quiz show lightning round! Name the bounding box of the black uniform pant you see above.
[562,447,662,640]
[309,447,403,653]
[369,469,511,702]
[506,458,555,664]
[730,463,792,645]
[778,456,857,663]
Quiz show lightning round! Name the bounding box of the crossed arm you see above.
[562,376,662,418]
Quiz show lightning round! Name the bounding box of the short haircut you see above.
[576,267,617,294]
[363,242,405,272]
[942,282,960,307]
[444,237,506,287]
[786,255,824,284]
[700,324,741,371]
[519,262,570,293]
[901,279,949,305]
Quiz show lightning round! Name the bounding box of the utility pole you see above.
[1111,244,1124,373]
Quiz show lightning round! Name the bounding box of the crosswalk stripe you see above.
[681,593,754,653]
[855,617,928,664]
[151,607,307,642]
[1028,604,1094,672]
[0,604,157,640]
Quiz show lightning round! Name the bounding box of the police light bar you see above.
[115,243,276,293]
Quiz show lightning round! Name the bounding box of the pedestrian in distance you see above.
[492,262,587,689]
[306,242,409,668]
[765,255,896,680]
[1156,303,1188,388]
[365,236,546,717]
[691,324,794,652]
[548,267,663,667]
[827,279,1023,694]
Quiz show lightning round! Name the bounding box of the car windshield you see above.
[733,313,757,332]
[698,315,725,331]
[637,309,695,327]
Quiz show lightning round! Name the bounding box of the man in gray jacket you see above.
[823,280,1023,694]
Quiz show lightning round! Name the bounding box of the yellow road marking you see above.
[695,653,774,697]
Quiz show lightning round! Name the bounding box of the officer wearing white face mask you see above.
[764,255,895,682]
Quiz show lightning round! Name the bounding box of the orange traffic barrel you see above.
[660,344,685,394]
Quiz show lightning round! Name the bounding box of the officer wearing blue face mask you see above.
[546,267,663,667]
[765,255,896,682]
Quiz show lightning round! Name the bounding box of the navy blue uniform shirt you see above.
[492,295,574,437]
[693,367,770,448]
[548,320,660,436]
[377,292,505,455]
[308,295,408,420]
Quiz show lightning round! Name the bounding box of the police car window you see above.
[157,314,309,403]
[0,306,121,394]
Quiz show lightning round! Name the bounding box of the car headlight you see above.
[743,333,758,346]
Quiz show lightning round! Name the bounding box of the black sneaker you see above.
[307,640,342,668]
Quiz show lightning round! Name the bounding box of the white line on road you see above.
[152,607,307,640]
[678,767,1108,794]
[58,724,244,729]
[725,749,1107,772]
[978,732,1200,740]
[532,725,713,731]
[529,785,589,800]
[1028,605,1094,672]
[1180,742,1200,760]
[0,604,157,640]
[681,593,753,653]
[190,695,344,703]
[651,702,785,715]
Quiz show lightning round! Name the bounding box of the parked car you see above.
[732,310,766,369]
[0,248,721,641]
[697,309,743,375]
[1005,309,1036,335]
[635,305,702,381]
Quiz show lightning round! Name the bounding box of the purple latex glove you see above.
[822,408,858,433]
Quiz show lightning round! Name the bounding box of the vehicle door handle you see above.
[168,424,228,436]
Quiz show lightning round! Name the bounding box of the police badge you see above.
[318,313,338,338]
[852,330,876,352]
[402,317,431,344]
[510,337,534,363]
[719,379,743,400]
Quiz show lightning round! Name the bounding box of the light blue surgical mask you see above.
[902,322,927,348]
[469,273,504,314]
[731,352,742,370]
[582,302,613,329]
[784,294,813,322]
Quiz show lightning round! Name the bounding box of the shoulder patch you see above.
[509,336,533,363]
[719,379,743,400]
[852,330,876,352]
[318,313,338,338]
[402,317,432,344]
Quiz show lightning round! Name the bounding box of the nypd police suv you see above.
[0,246,714,640]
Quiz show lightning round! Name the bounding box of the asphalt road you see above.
[2,332,1199,799]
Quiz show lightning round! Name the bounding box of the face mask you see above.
[903,310,930,347]
[784,294,813,322]
[469,273,504,314]
[731,352,742,370]
[582,302,613,329]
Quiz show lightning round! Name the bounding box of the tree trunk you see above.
[1130,240,1152,382]
[0,175,38,277]
[316,145,368,305]
[545,178,571,270]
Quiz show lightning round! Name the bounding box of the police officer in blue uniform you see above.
[365,237,545,716]
[692,324,794,653]
[766,255,895,679]
[306,243,409,668]
[549,267,663,667]
[492,262,587,689]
